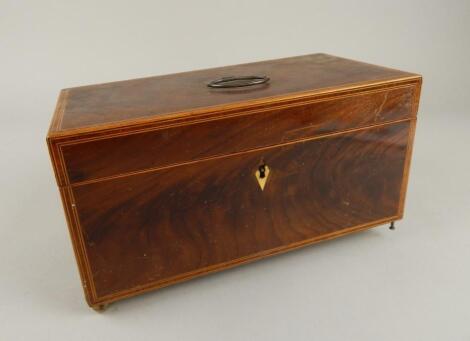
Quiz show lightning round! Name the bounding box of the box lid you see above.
[48,53,420,137]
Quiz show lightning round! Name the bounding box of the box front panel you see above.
[71,121,410,301]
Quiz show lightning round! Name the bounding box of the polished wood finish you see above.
[47,53,422,310]
[75,122,409,300]
[62,85,415,185]
[49,54,417,133]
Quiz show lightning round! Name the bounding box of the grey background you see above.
[1,1,469,340]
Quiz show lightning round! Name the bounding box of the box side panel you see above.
[398,78,422,216]
[47,137,98,307]
[58,187,97,307]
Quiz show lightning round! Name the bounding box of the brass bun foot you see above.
[92,303,109,312]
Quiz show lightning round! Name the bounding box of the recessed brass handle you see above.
[255,164,270,191]
[207,75,270,88]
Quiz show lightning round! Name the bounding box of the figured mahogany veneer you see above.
[62,85,415,185]
[47,53,422,310]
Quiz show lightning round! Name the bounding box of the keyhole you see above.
[259,164,266,179]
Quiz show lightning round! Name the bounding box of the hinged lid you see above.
[48,53,420,138]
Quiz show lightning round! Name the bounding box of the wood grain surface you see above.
[49,53,419,133]
[72,121,410,302]
[46,54,421,309]
[62,85,415,185]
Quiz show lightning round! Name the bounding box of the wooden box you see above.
[47,53,422,310]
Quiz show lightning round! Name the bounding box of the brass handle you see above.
[207,75,270,88]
